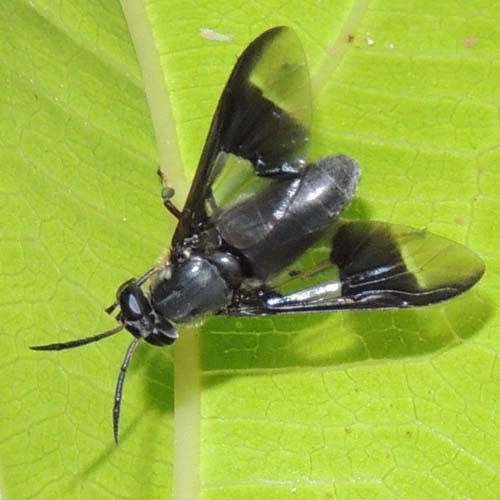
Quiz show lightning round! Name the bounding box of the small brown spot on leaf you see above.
[464,37,477,48]
[347,34,355,43]
[455,216,464,225]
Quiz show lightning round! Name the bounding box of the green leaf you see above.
[1,1,499,499]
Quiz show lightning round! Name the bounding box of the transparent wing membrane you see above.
[229,221,485,315]
[174,26,311,242]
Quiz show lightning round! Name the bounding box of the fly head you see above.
[116,279,178,346]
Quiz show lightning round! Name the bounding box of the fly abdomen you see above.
[214,154,361,280]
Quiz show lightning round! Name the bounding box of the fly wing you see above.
[227,221,485,315]
[173,26,311,244]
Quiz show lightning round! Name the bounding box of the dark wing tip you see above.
[332,220,485,308]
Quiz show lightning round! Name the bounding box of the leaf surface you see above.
[1,1,499,499]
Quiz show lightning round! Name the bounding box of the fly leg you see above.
[157,167,182,219]
[254,158,306,179]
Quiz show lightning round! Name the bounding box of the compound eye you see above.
[118,283,151,321]
[128,293,142,315]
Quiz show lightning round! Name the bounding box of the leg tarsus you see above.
[163,197,182,219]
[157,167,182,219]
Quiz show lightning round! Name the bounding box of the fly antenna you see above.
[30,324,124,351]
[113,338,140,444]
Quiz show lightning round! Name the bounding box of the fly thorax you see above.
[150,254,240,323]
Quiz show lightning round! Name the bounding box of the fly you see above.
[31,26,485,443]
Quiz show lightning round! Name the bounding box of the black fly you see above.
[31,27,485,443]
